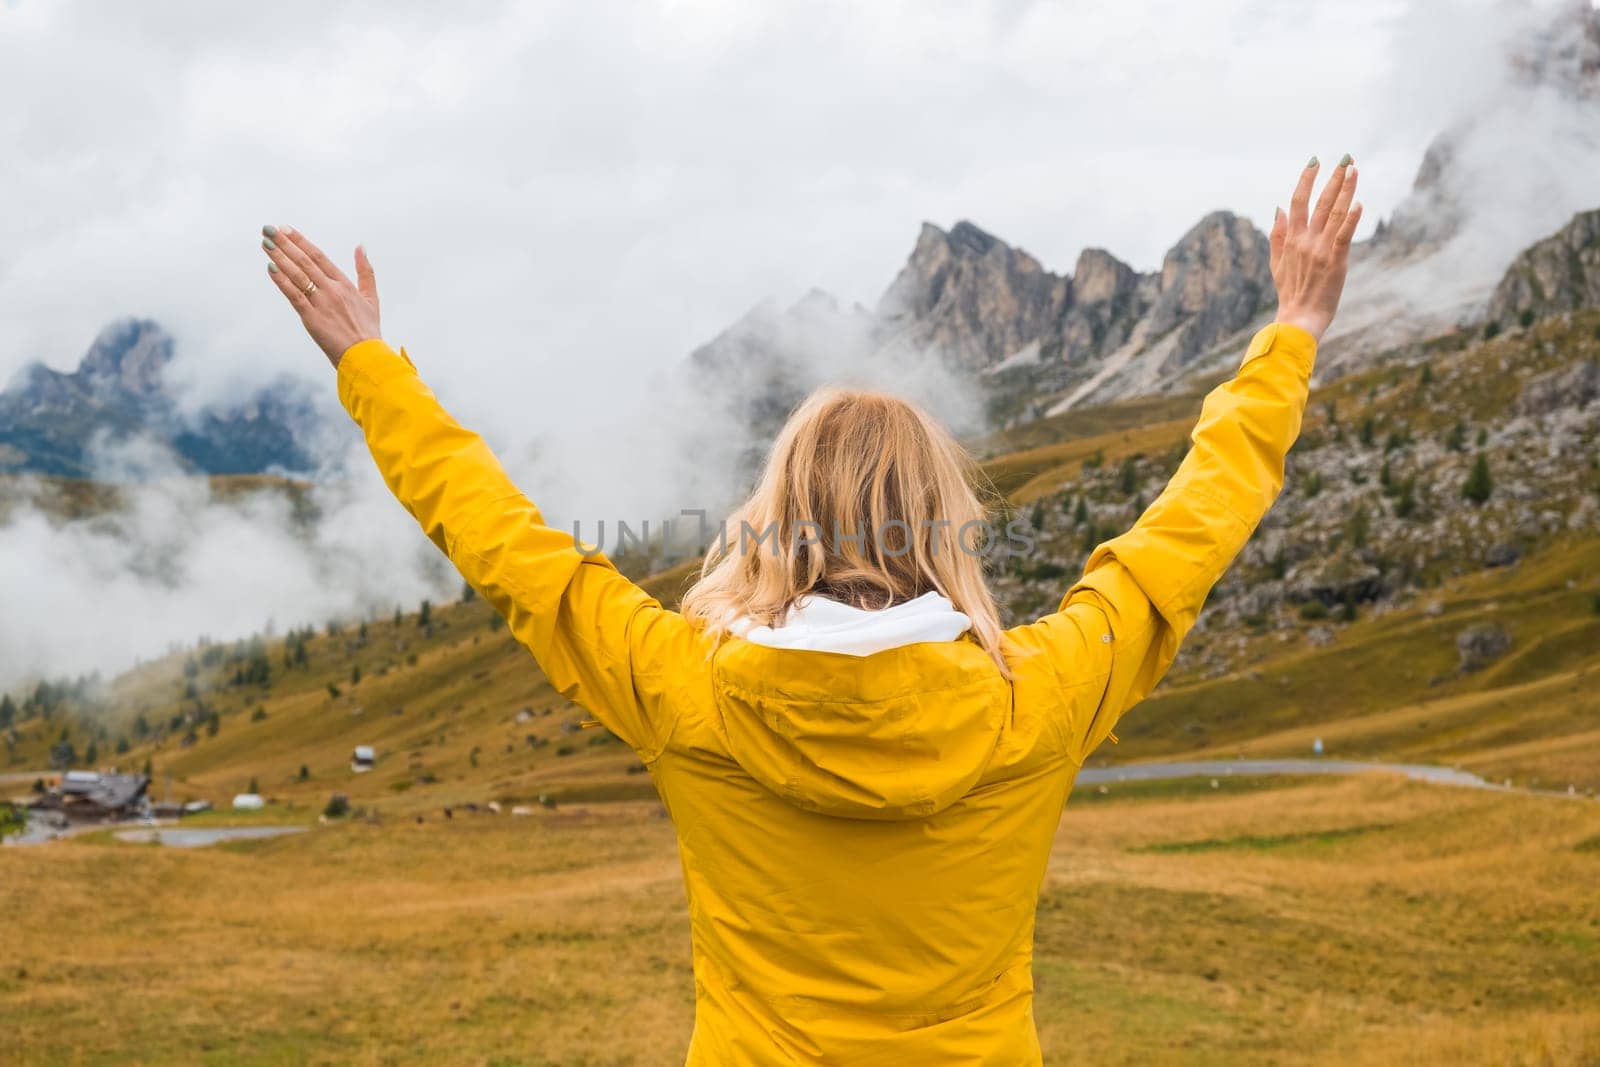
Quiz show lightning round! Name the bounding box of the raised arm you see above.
[1009,157,1363,764]
[258,225,698,761]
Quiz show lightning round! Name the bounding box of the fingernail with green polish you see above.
[262,224,278,238]
[268,262,278,273]
[262,237,276,251]
[1339,153,1353,167]
[1306,155,1319,169]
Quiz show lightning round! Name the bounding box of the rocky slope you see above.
[1486,208,1600,330]
[989,309,1600,690]
[0,320,325,478]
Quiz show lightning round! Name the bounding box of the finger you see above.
[266,261,311,314]
[283,226,350,286]
[355,245,379,309]
[267,225,334,287]
[1334,201,1364,250]
[262,238,316,296]
[1309,155,1351,234]
[1289,157,1318,233]
[1269,207,1287,276]
[1324,165,1359,243]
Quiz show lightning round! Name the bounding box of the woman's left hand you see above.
[261,225,381,368]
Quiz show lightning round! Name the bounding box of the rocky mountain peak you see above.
[1140,210,1272,346]
[876,220,1068,370]
[1069,248,1139,306]
[946,220,1003,257]
[77,319,174,398]
[1507,0,1600,98]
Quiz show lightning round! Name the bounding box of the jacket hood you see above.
[711,620,1011,821]
[731,590,973,656]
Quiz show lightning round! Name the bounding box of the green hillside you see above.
[4,312,1598,811]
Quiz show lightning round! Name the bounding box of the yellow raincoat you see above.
[337,322,1316,1064]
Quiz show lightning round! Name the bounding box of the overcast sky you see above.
[4,0,1534,433]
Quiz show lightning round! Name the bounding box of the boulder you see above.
[1456,623,1513,673]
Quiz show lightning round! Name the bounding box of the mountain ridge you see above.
[0,319,325,479]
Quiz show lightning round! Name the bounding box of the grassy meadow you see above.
[4,775,1599,1065]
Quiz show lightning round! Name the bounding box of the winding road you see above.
[1076,758,1592,799]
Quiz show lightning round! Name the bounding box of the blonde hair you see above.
[681,386,1008,672]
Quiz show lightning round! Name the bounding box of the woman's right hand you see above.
[1269,156,1362,344]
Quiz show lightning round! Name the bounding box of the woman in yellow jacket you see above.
[262,158,1361,1064]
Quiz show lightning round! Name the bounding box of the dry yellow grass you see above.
[4,775,1598,1065]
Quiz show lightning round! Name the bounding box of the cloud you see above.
[0,433,454,690]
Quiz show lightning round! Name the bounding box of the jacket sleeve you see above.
[335,339,700,762]
[1007,322,1316,764]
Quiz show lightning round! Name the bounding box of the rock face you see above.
[879,212,1273,407]
[877,221,1070,370]
[0,319,323,478]
[1056,248,1146,366]
[1516,358,1600,415]
[1487,209,1600,329]
[1141,211,1273,359]
[701,210,1277,436]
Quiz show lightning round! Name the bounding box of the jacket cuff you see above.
[336,339,417,416]
[1240,322,1317,378]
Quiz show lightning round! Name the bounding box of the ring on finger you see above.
[303,281,318,295]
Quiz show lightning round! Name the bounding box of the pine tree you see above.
[0,694,14,729]
[1073,496,1089,526]
[1346,505,1371,549]
[1463,452,1492,505]
[418,600,432,627]
[1118,457,1139,495]
[1393,477,1418,520]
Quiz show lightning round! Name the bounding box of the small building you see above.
[232,793,265,811]
[30,771,150,823]
[351,745,376,773]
